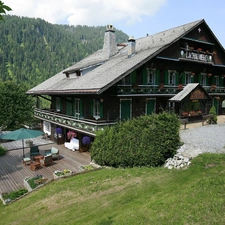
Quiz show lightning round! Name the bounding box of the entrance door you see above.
[146,98,155,115]
[120,99,131,121]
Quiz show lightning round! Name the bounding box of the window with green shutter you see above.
[66,98,72,116]
[74,98,80,119]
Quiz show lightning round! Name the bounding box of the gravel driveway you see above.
[178,124,225,158]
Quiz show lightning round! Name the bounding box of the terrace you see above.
[0,137,91,194]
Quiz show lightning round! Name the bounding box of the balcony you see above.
[34,109,116,136]
[115,84,225,95]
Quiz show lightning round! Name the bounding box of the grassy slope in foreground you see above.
[0,153,225,225]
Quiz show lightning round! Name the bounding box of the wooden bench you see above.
[180,118,188,129]
[202,114,214,126]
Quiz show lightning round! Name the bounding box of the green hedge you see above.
[91,112,181,168]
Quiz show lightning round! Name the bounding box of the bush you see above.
[2,189,28,202]
[91,112,181,168]
[208,106,217,124]
[0,145,7,156]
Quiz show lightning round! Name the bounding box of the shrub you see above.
[2,189,28,202]
[208,106,217,124]
[91,112,181,168]
[0,145,7,156]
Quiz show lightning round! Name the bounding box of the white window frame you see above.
[168,70,176,86]
[147,68,156,85]
[43,121,51,135]
[185,72,192,84]
[56,97,61,112]
[214,75,219,86]
[200,73,207,86]
[74,98,80,119]
[93,99,100,120]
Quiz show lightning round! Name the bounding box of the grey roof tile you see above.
[169,83,199,101]
[27,19,203,95]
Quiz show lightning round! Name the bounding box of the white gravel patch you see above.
[178,124,225,158]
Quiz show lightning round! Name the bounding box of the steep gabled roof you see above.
[27,19,206,95]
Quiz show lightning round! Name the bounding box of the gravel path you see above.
[178,124,225,158]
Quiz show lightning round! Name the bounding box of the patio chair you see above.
[30,145,40,160]
[45,147,60,160]
[40,154,53,166]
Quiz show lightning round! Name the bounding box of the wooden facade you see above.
[28,20,225,146]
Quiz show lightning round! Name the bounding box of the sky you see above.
[3,0,225,47]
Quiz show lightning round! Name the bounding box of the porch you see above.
[0,139,91,194]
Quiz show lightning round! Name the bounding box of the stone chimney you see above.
[128,36,136,57]
[103,24,118,58]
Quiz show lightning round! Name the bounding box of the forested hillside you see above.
[0,15,128,88]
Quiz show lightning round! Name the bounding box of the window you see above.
[185,72,192,84]
[200,73,206,86]
[74,98,80,119]
[168,71,176,85]
[147,68,156,85]
[120,74,131,85]
[43,121,51,135]
[93,99,100,120]
[214,75,219,86]
[56,97,61,112]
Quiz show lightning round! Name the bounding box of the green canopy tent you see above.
[0,128,44,158]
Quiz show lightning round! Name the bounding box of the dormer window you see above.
[65,70,80,78]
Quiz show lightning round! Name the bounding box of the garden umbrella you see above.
[0,128,44,158]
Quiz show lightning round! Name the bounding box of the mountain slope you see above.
[0,15,128,88]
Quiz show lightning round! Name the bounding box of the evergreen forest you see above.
[0,15,128,88]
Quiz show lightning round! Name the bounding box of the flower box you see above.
[24,175,48,192]
[53,169,72,179]
[79,162,101,173]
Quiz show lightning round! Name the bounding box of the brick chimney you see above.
[103,24,118,58]
[128,36,136,57]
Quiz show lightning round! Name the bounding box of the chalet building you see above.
[27,19,225,149]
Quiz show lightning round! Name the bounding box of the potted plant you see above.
[67,130,77,140]
[55,127,63,138]
[80,136,91,152]
[25,139,33,147]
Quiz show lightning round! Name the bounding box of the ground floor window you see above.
[43,121,51,135]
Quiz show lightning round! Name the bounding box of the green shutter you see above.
[155,70,160,84]
[79,99,83,117]
[100,103,103,118]
[90,100,93,116]
[131,71,136,84]
[175,72,179,85]
[181,72,185,84]
[143,69,147,85]
[66,99,72,116]
[197,74,201,83]
[60,98,62,110]
[164,70,168,85]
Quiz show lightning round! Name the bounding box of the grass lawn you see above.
[1,153,225,225]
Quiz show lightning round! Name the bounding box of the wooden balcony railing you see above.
[34,109,116,136]
[115,84,225,94]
